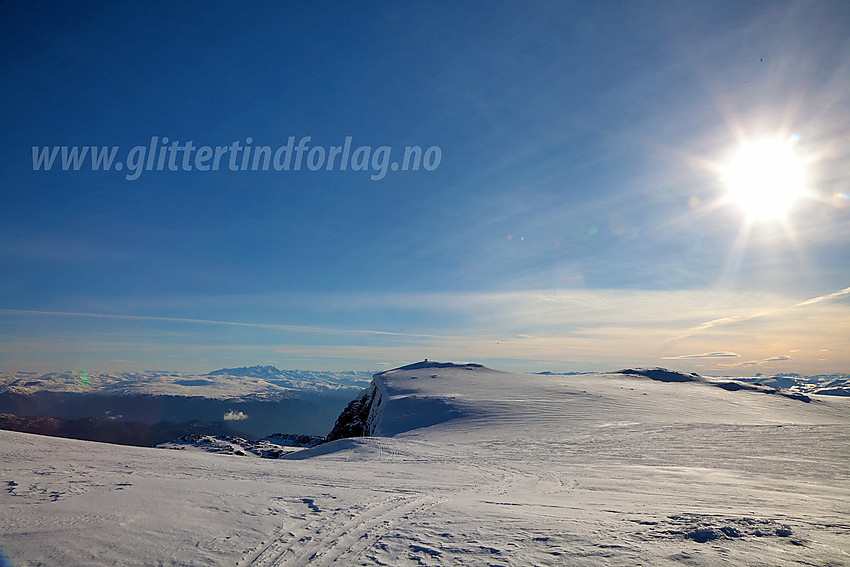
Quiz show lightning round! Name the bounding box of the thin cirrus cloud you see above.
[795,286,850,307]
[0,308,455,340]
[662,352,740,360]
[673,285,850,342]
[732,355,793,368]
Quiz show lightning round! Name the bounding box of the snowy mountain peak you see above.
[327,361,489,441]
[378,359,486,374]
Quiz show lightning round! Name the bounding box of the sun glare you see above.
[721,136,807,221]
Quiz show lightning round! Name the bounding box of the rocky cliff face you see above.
[325,383,381,441]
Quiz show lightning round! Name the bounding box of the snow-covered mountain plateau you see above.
[2,361,849,566]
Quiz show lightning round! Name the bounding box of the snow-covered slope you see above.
[326,361,483,440]
[536,369,850,398]
[2,361,849,566]
[328,362,836,443]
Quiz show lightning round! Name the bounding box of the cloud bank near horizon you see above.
[1,285,847,374]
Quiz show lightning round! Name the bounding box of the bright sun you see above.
[721,136,807,221]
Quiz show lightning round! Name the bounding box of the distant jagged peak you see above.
[613,367,704,383]
[378,359,486,375]
[205,365,282,377]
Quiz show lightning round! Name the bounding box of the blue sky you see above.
[1,1,848,374]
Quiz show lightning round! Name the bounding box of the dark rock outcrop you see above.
[325,386,378,441]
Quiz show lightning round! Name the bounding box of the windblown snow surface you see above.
[2,362,849,566]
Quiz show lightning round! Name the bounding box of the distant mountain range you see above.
[0,365,374,399]
[727,373,850,397]
[0,366,375,441]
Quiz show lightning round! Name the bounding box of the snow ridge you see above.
[327,361,480,441]
[615,367,812,402]
[614,367,703,383]
[376,360,484,373]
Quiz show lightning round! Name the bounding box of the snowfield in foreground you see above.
[2,362,849,566]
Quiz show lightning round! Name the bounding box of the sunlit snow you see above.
[2,362,849,566]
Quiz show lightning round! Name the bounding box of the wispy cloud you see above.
[671,313,772,342]
[728,354,793,368]
[662,351,740,359]
[673,284,850,342]
[795,286,850,307]
[0,308,455,340]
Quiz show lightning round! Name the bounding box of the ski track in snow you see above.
[238,494,439,567]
